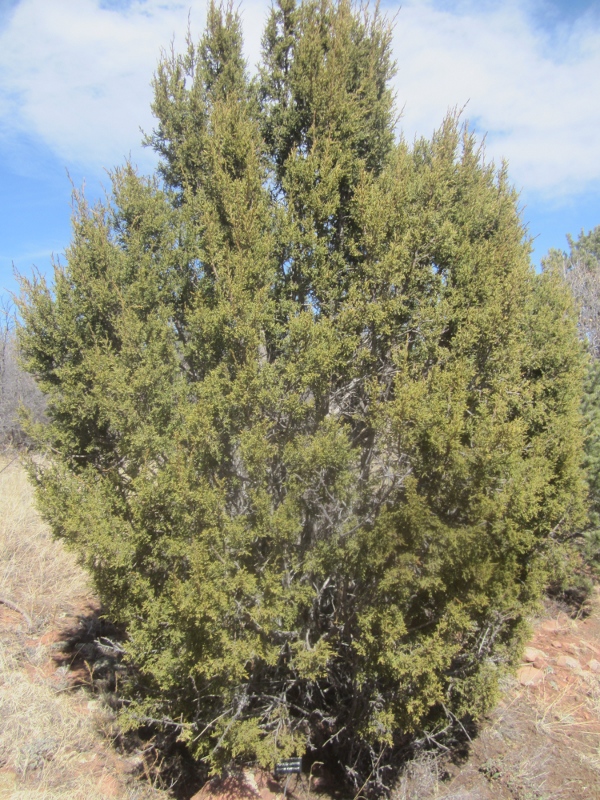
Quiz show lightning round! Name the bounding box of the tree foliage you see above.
[17,1,586,793]
[544,226,600,564]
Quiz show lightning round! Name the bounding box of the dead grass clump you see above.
[392,750,480,800]
[0,454,90,630]
[392,751,443,799]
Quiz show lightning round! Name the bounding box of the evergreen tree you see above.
[544,226,600,564]
[17,1,586,794]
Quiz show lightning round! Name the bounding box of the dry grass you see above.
[391,751,480,800]
[1,648,97,797]
[0,453,169,799]
[0,452,90,630]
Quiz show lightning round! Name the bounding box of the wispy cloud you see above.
[0,0,598,201]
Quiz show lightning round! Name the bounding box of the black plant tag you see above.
[274,758,302,775]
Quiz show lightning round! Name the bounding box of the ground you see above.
[2,452,600,799]
[394,596,600,800]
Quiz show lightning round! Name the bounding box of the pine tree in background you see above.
[17,1,586,794]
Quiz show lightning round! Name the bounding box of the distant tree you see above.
[0,298,45,447]
[544,226,600,357]
[544,226,600,564]
[17,1,586,794]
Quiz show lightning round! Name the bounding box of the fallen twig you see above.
[0,595,32,628]
[0,456,19,476]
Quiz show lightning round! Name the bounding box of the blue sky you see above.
[1,0,599,303]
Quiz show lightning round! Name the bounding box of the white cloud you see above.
[392,0,600,198]
[0,0,268,173]
[0,0,598,200]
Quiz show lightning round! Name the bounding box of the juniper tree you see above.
[544,226,600,565]
[17,1,586,794]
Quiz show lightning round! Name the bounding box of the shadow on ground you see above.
[51,604,207,799]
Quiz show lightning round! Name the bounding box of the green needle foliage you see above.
[544,225,600,565]
[582,359,600,563]
[17,1,586,794]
